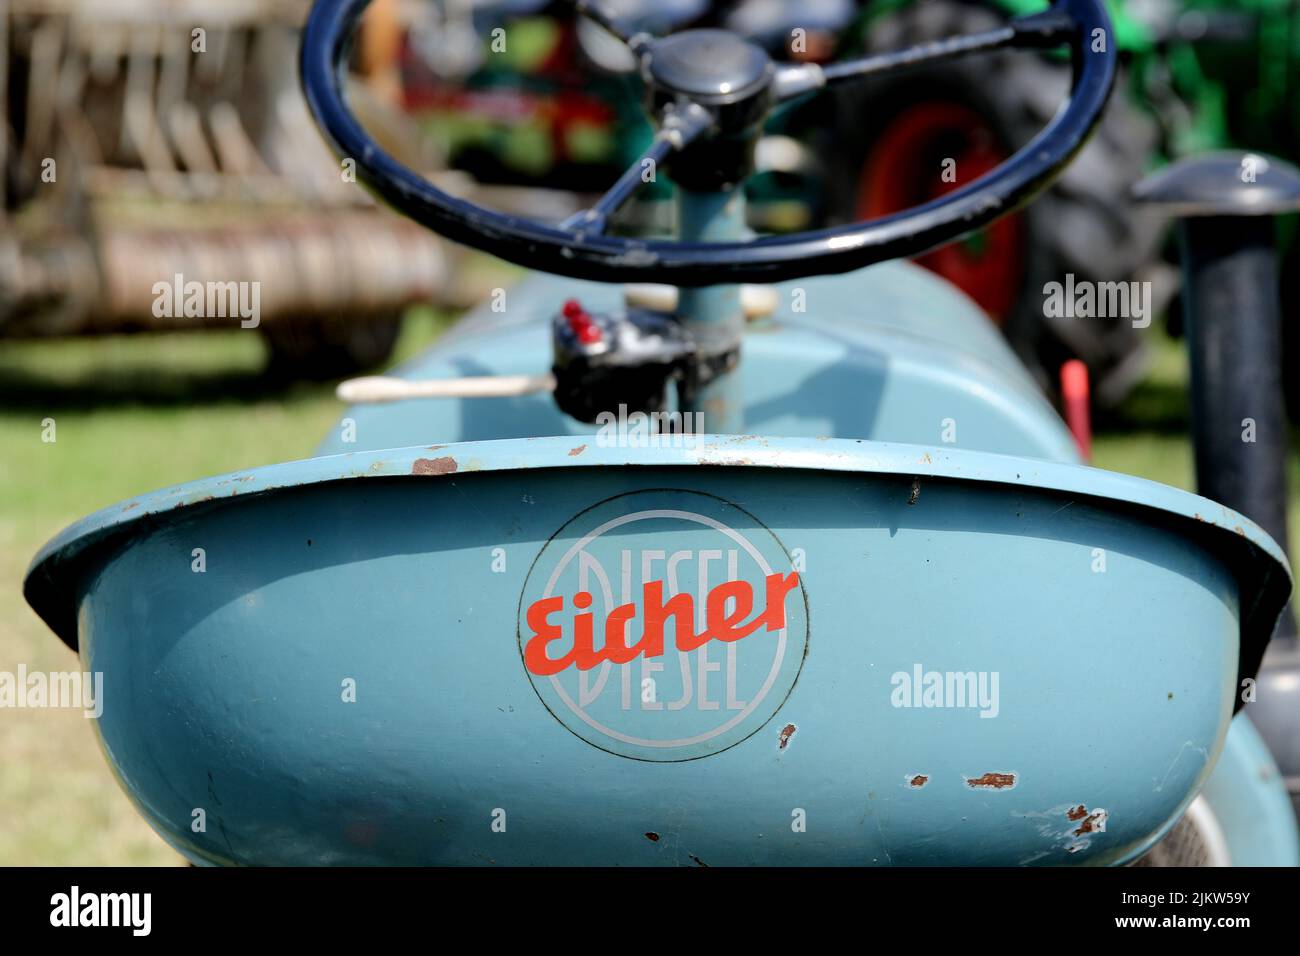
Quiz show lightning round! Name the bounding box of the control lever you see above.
[551,299,696,423]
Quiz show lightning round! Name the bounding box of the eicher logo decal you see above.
[518,490,808,761]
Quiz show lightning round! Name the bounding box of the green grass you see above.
[0,310,450,866]
[0,314,1296,864]
[1093,330,1300,554]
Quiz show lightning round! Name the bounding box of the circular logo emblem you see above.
[518,489,808,761]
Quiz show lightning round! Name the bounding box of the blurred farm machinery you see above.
[0,0,529,377]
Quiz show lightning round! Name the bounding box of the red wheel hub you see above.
[856,102,1025,324]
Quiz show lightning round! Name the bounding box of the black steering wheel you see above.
[301,0,1115,287]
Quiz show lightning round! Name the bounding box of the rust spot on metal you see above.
[920,452,932,465]
[122,502,139,512]
[1066,805,1088,821]
[568,444,587,457]
[427,445,445,451]
[910,775,929,788]
[778,723,797,749]
[966,772,1017,790]
[1072,809,1107,836]
[644,832,660,842]
[908,477,921,505]
[412,456,458,476]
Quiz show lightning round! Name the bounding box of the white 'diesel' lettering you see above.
[603,547,748,712]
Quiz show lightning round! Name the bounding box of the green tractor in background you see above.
[393,0,1299,405]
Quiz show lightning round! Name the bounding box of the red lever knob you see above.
[562,299,602,345]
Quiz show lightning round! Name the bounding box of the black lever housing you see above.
[551,300,694,423]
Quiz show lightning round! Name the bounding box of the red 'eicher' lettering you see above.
[523,572,799,676]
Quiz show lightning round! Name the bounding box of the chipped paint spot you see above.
[412,456,458,476]
[908,477,921,505]
[777,723,797,749]
[688,854,709,867]
[1072,809,1107,836]
[645,832,660,842]
[909,774,929,788]
[568,444,587,457]
[966,772,1016,790]
[1017,803,1108,857]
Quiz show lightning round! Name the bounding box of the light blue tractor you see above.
[23,0,1299,865]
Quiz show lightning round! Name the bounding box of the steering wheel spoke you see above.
[774,6,1078,101]
[561,104,713,236]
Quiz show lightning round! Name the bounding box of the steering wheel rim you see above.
[301,0,1115,287]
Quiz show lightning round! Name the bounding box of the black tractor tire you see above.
[261,313,403,381]
[824,1,1166,405]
